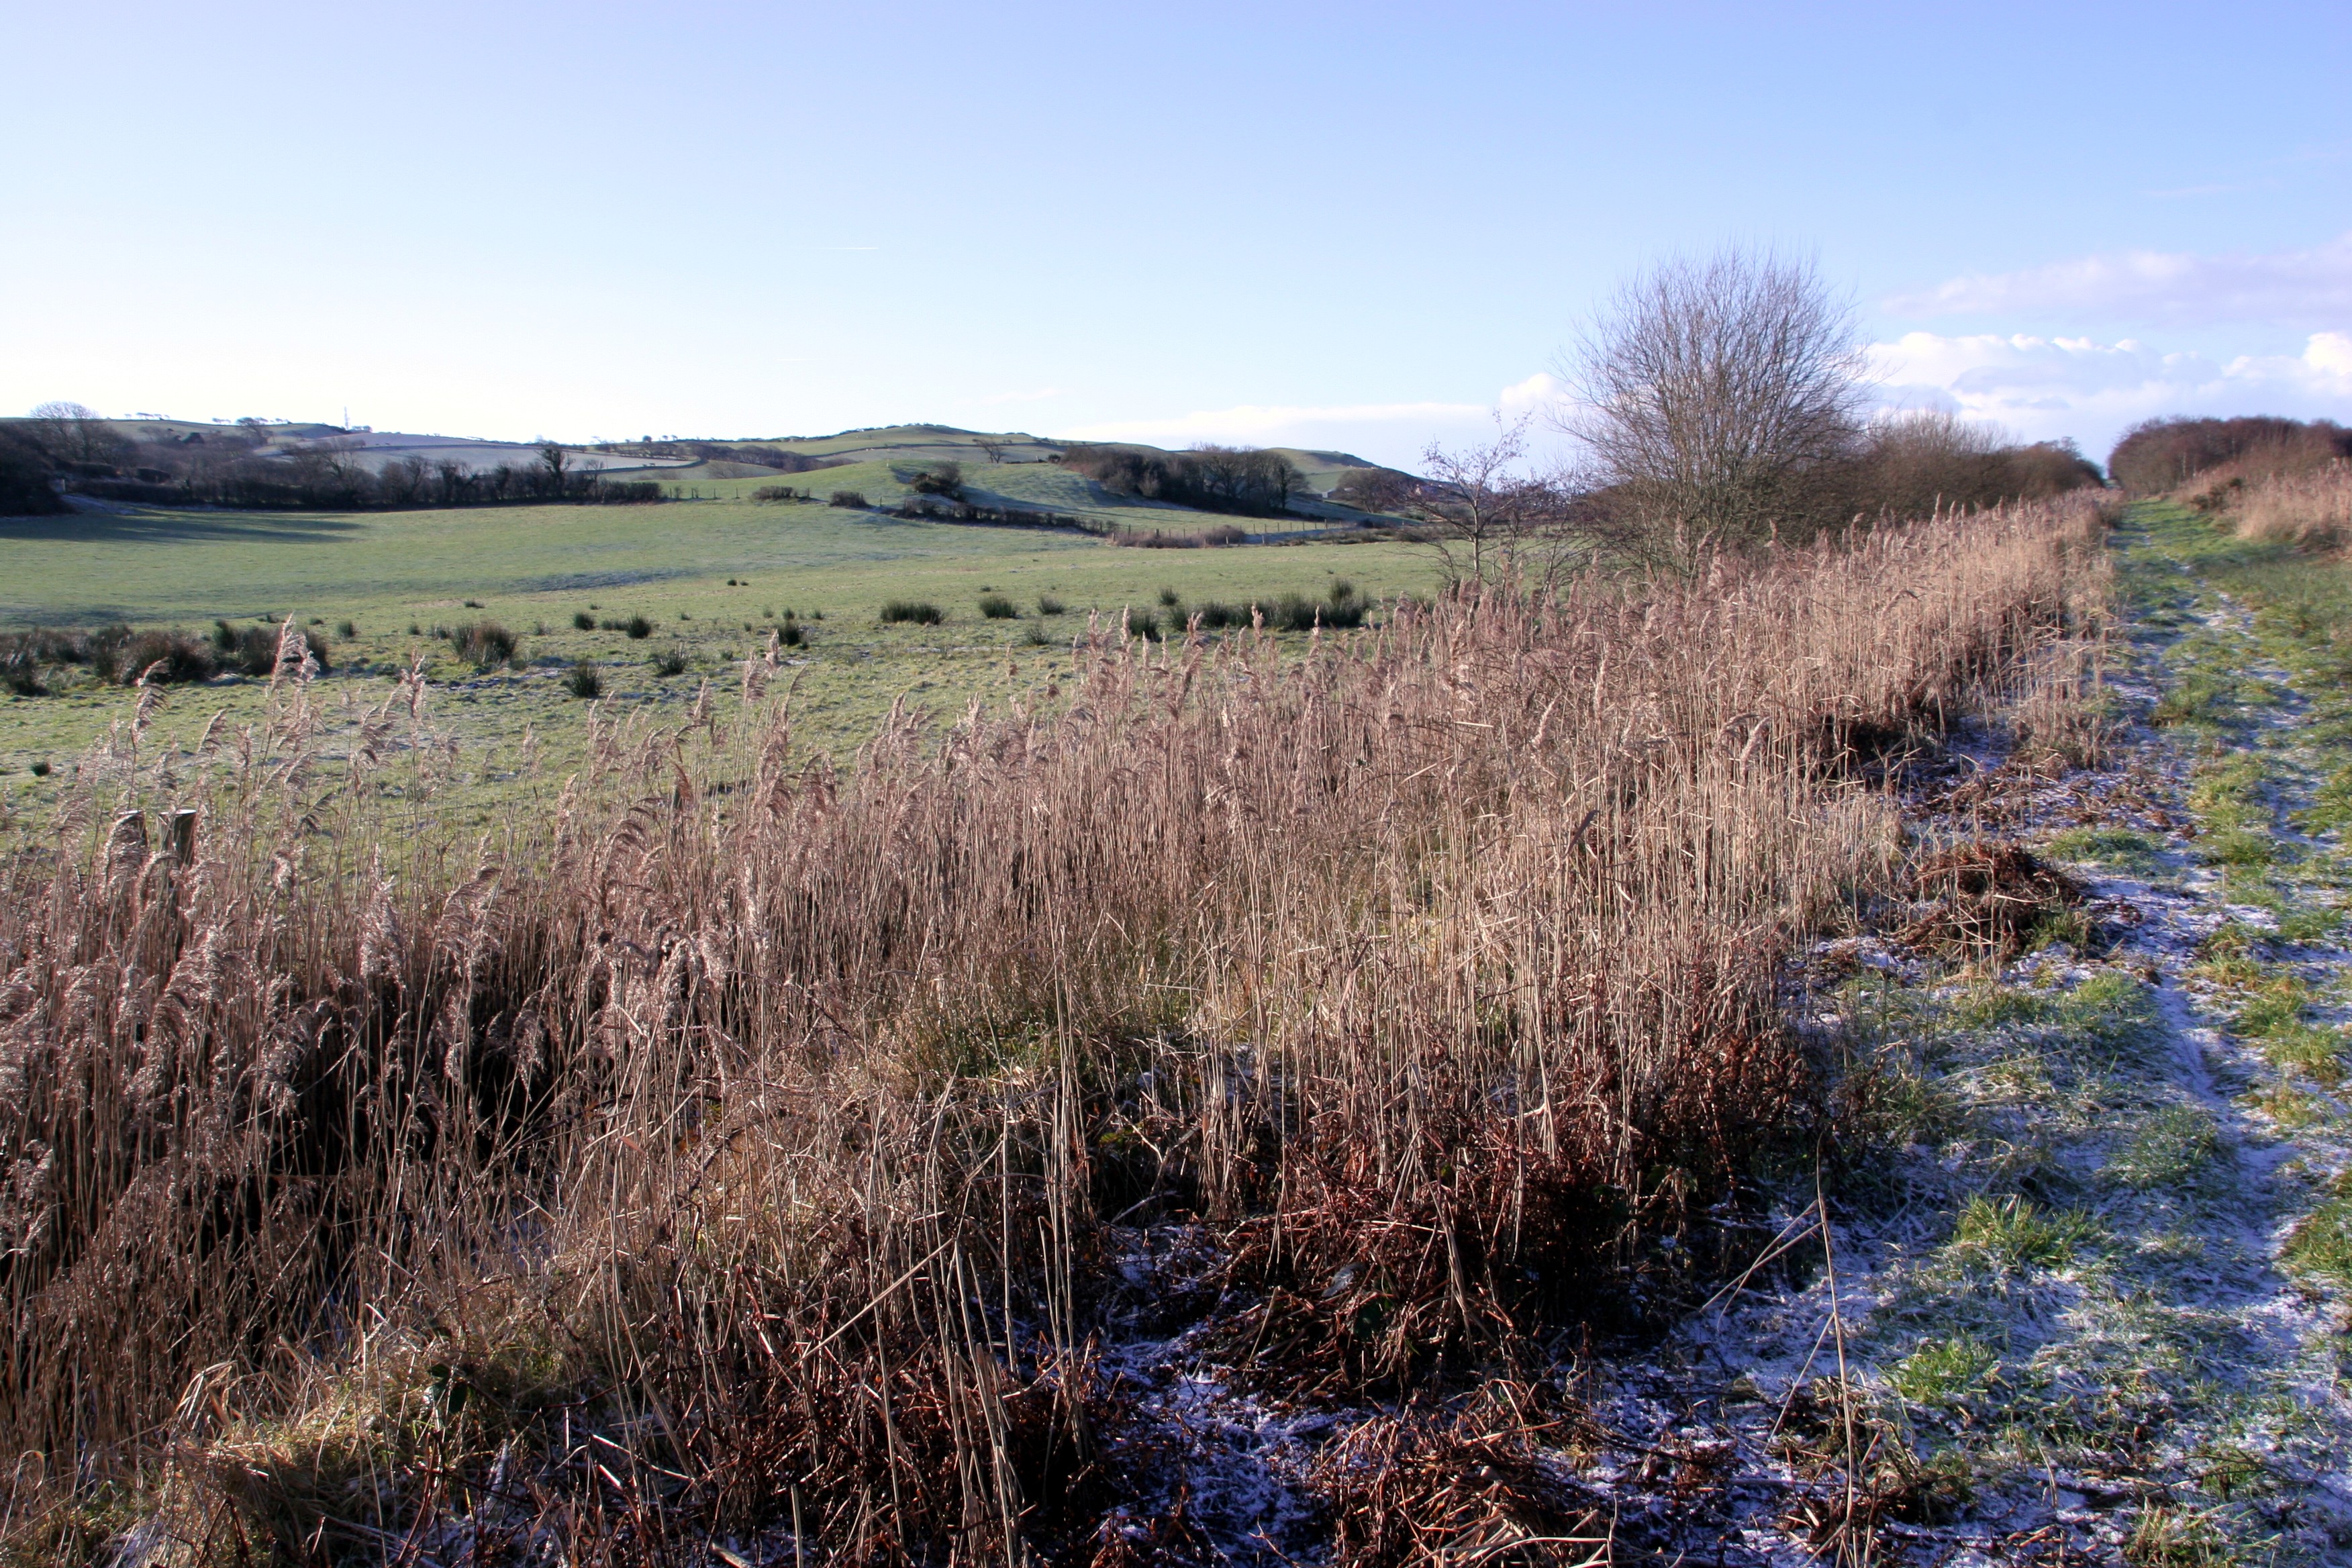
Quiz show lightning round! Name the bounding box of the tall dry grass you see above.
[0,495,2108,1562]
[2228,461,2352,550]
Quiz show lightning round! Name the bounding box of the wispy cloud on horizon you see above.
[1867,330,2352,454]
[1885,232,2352,326]
[1058,375,1570,468]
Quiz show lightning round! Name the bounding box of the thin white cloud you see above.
[1056,381,1573,472]
[1887,232,2352,326]
[1065,399,1489,444]
[1868,330,2352,454]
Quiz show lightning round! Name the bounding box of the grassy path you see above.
[1566,502,2352,1563]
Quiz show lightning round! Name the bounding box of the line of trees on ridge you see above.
[0,409,666,512]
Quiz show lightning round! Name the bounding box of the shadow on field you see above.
[0,504,366,546]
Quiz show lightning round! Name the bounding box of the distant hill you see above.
[0,415,1412,526]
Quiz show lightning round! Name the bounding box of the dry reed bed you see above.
[2226,460,2352,548]
[0,496,2108,1563]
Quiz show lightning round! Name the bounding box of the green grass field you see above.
[628,436,1390,526]
[0,493,1439,821]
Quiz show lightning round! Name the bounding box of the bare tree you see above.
[539,443,571,497]
[434,458,476,507]
[1558,246,1869,565]
[974,436,1009,464]
[30,401,119,466]
[379,454,432,507]
[1413,416,1583,587]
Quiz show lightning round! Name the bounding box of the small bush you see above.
[565,663,604,699]
[829,490,868,509]
[650,646,688,677]
[906,460,963,498]
[573,611,596,630]
[777,619,805,647]
[452,620,519,669]
[625,615,653,639]
[880,600,944,626]
[1037,594,1065,616]
[978,595,1018,620]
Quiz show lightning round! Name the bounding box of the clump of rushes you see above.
[1267,580,1373,631]
[1124,605,1161,638]
[92,627,217,685]
[0,493,2113,1564]
[650,645,687,677]
[565,661,604,698]
[880,600,944,625]
[1191,601,1251,629]
[336,620,356,639]
[979,595,1018,620]
[778,617,805,647]
[573,611,597,630]
[452,620,519,669]
[1037,594,1065,616]
[625,614,653,639]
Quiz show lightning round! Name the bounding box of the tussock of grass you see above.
[2104,1105,2222,1189]
[2123,1504,2266,1567]
[1890,1335,2000,1408]
[2276,1175,2352,1288]
[2045,825,2163,871]
[1945,1194,2096,1274]
[451,619,518,669]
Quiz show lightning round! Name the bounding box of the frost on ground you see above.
[1069,505,2352,1567]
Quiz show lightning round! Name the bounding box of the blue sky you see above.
[5,1,2347,470]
